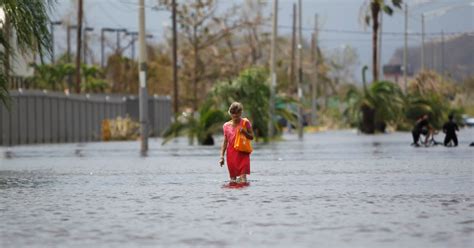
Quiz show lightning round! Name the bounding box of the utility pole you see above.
[50,21,62,63]
[403,3,408,93]
[126,32,152,60]
[421,14,425,71]
[433,40,436,72]
[67,25,77,91]
[101,28,116,68]
[441,29,445,77]
[297,0,303,139]
[67,25,75,63]
[101,29,105,68]
[75,0,83,93]
[290,3,296,96]
[132,34,138,60]
[117,30,121,54]
[172,0,179,119]
[379,10,383,80]
[83,27,94,65]
[311,14,318,126]
[287,3,296,133]
[115,29,127,55]
[126,32,139,59]
[269,0,278,138]
[138,0,149,154]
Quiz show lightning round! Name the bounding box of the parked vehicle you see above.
[462,115,474,127]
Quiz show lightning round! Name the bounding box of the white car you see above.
[463,115,474,127]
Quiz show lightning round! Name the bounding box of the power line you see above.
[408,14,421,22]
[97,2,127,29]
[93,1,472,39]
[266,24,473,37]
[117,0,160,10]
[108,0,134,13]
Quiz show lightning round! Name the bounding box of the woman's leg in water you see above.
[238,174,247,183]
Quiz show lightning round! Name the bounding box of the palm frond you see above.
[0,0,53,107]
[0,73,11,109]
[161,118,195,145]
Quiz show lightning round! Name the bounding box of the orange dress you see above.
[223,118,251,178]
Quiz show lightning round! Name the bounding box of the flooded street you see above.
[1,130,473,247]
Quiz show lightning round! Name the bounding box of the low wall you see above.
[0,90,172,146]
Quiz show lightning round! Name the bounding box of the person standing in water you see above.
[219,102,254,183]
[442,114,459,147]
[412,114,431,146]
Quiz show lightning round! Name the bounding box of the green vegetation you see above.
[29,63,74,91]
[162,99,227,145]
[343,70,468,133]
[28,62,108,93]
[345,80,404,133]
[162,68,297,145]
[0,0,52,108]
[211,68,296,141]
[3,0,471,142]
[404,71,463,129]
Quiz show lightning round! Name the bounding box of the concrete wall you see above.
[0,90,172,146]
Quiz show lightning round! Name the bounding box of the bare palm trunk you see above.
[75,0,83,93]
[172,0,179,119]
[361,104,375,134]
[191,23,199,114]
[192,43,198,113]
[360,2,381,134]
[290,3,296,95]
[371,2,380,82]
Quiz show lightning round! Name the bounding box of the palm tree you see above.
[0,0,52,108]
[404,95,449,130]
[212,68,297,141]
[29,63,75,91]
[161,99,227,145]
[361,0,402,82]
[162,68,297,145]
[404,71,458,130]
[81,65,108,93]
[345,80,405,133]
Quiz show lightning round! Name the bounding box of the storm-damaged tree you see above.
[361,0,402,82]
[158,0,244,113]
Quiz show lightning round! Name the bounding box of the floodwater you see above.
[1,129,473,248]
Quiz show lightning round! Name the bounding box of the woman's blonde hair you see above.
[228,102,243,115]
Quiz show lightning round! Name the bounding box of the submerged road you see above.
[1,129,473,247]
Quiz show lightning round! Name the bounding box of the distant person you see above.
[442,114,459,147]
[412,114,431,147]
[219,102,254,183]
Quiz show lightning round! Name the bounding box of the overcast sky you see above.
[50,0,473,83]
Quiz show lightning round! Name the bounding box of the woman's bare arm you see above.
[241,125,254,140]
[219,135,227,166]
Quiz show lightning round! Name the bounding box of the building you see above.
[0,7,35,89]
[383,64,414,91]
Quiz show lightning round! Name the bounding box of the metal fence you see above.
[0,90,172,146]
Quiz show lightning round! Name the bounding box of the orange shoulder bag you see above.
[233,118,253,153]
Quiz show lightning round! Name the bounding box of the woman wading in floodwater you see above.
[219,102,254,183]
